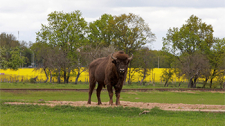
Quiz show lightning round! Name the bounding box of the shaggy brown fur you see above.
[87,51,133,105]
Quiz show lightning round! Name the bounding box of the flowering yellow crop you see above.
[0,68,222,83]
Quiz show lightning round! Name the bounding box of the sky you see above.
[0,0,225,50]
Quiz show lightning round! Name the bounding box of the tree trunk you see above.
[188,78,193,88]
[64,69,67,83]
[210,78,213,88]
[164,80,168,87]
[140,69,146,85]
[57,68,61,83]
[210,69,216,88]
[193,76,198,88]
[66,70,71,83]
[140,76,146,85]
[127,78,132,85]
[43,68,48,83]
[49,69,52,83]
[202,77,208,88]
[223,82,225,89]
[75,71,81,84]
[178,82,181,87]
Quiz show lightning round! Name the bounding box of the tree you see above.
[31,42,69,83]
[19,41,33,67]
[89,14,114,47]
[0,47,8,69]
[0,33,33,69]
[135,47,154,85]
[110,13,156,84]
[179,52,210,88]
[0,32,20,49]
[36,10,89,83]
[209,38,225,88]
[0,47,25,70]
[161,69,174,87]
[111,13,155,54]
[149,50,173,68]
[31,42,52,82]
[162,15,214,88]
[160,51,176,87]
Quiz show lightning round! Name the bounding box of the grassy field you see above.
[1,90,224,105]
[1,103,225,126]
[1,83,225,126]
[0,82,212,89]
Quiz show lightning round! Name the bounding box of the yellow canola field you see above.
[0,68,189,83]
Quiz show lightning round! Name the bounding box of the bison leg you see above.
[87,80,96,104]
[107,85,113,105]
[115,87,122,105]
[96,83,103,105]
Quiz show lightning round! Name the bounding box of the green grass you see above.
[1,90,224,105]
[1,85,224,125]
[0,82,210,89]
[1,102,225,126]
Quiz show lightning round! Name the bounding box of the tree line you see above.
[0,11,224,88]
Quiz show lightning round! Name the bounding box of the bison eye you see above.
[112,60,116,64]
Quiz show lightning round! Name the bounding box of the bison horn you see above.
[111,53,117,60]
[128,54,133,60]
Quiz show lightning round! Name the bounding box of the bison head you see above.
[111,52,133,77]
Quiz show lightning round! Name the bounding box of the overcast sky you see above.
[1,0,225,50]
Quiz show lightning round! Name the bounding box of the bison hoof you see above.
[98,102,102,105]
[87,101,91,104]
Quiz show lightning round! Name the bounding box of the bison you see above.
[87,51,133,105]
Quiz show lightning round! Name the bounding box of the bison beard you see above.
[87,51,133,105]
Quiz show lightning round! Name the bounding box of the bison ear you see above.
[112,60,116,64]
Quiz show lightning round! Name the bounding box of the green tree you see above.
[0,32,20,49]
[208,38,225,88]
[148,50,174,68]
[0,47,25,70]
[162,15,214,88]
[111,13,155,54]
[110,13,155,84]
[135,47,155,85]
[36,10,89,83]
[163,15,214,56]
[161,69,174,87]
[89,14,114,47]
[0,33,26,70]
[0,47,8,69]
[8,47,25,70]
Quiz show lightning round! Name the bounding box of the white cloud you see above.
[0,0,224,50]
[109,7,225,49]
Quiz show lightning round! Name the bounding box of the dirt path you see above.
[5,101,225,112]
